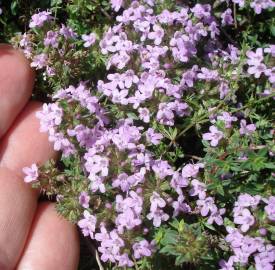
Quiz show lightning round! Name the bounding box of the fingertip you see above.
[16,202,80,270]
[0,44,35,138]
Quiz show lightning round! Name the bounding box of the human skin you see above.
[0,44,79,270]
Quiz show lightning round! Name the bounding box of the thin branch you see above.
[101,8,112,20]
[184,154,202,160]
[233,4,238,29]
[95,249,104,270]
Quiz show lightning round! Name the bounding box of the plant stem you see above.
[95,249,104,270]
[231,93,275,113]
[233,4,237,29]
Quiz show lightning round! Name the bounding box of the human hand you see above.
[0,44,79,270]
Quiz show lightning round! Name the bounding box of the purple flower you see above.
[117,253,134,267]
[172,195,191,217]
[168,100,190,117]
[157,102,175,126]
[246,48,267,78]
[30,53,48,69]
[79,192,90,208]
[44,31,58,47]
[112,173,138,192]
[118,194,140,214]
[89,175,106,193]
[77,210,97,239]
[46,66,55,77]
[138,107,150,123]
[29,11,52,28]
[217,112,237,128]
[116,208,142,233]
[254,244,275,270]
[207,208,226,226]
[98,229,124,263]
[232,0,245,7]
[107,51,131,70]
[170,32,197,63]
[150,192,166,212]
[22,163,39,183]
[191,4,211,21]
[197,67,219,81]
[246,48,264,66]
[170,171,189,195]
[147,208,169,227]
[202,125,224,147]
[180,65,198,87]
[36,103,63,132]
[60,24,77,39]
[48,129,76,157]
[123,69,139,88]
[95,225,109,242]
[225,227,244,248]
[264,45,275,57]
[115,191,143,215]
[265,67,275,84]
[189,179,207,199]
[248,63,267,78]
[85,154,109,178]
[146,128,163,145]
[157,9,177,24]
[209,21,220,39]
[263,196,275,221]
[250,0,275,14]
[148,24,165,45]
[82,33,97,47]
[133,240,154,259]
[219,257,235,270]
[110,0,124,11]
[111,120,142,150]
[219,82,230,99]
[182,163,203,178]
[152,159,174,179]
[259,228,268,236]
[234,208,255,232]
[19,33,31,48]
[227,44,241,64]
[235,193,261,209]
[239,119,256,136]
[197,197,217,216]
[221,9,234,26]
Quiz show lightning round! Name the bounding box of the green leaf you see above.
[175,255,187,266]
[10,0,18,15]
[203,222,216,231]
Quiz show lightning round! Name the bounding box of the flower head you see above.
[82,33,97,47]
[22,164,39,183]
[202,125,224,147]
[29,11,52,28]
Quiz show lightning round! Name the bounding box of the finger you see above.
[0,101,57,173]
[16,202,79,270]
[0,167,37,270]
[0,101,57,269]
[0,44,34,138]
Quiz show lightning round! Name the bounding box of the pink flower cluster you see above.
[20,0,274,268]
[97,2,230,126]
[26,78,231,265]
[219,194,275,270]
[246,48,274,82]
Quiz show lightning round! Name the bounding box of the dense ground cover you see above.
[1,0,274,269]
